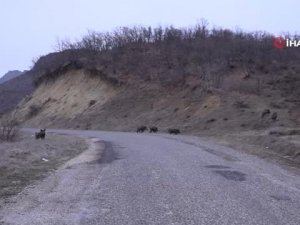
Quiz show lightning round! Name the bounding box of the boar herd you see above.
[34,126,179,140]
[136,126,180,135]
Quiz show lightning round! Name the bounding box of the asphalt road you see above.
[1,129,300,225]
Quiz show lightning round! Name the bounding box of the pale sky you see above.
[0,0,299,77]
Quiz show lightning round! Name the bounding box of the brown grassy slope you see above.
[17,63,299,132]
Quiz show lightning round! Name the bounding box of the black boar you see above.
[149,126,158,133]
[137,126,147,133]
[168,128,180,135]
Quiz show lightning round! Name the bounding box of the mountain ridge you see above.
[0,70,26,84]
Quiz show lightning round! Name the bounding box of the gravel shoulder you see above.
[192,130,300,173]
[0,132,88,203]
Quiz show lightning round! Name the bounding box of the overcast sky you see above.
[0,0,299,77]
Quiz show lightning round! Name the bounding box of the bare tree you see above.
[0,111,20,142]
[28,22,299,90]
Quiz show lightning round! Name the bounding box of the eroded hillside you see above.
[16,70,117,128]
[16,65,299,133]
[8,25,300,165]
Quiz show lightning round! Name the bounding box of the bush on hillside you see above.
[0,112,19,142]
[30,21,300,91]
[27,104,42,118]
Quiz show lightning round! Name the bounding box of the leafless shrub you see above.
[270,102,284,109]
[233,101,249,109]
[241,79,261,95]
[88,100,97,107]
[0,112,20,142]
[269,129,300,136]
[206,118,216,123]
[27,104,42,118]
[29,21,299,89]
[224,76,261,95]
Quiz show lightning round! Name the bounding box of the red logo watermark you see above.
[274,37,286,49]
[274,37,300,49]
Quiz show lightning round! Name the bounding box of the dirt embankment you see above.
[16,70,117,128]
[0,132,87,203]
[11,64,300,169]
[15,67,299,131]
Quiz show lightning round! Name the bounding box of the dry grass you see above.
[0,132,87,201]
[0,112,20,142]
[15,70,117,127]
[198,129,300,171]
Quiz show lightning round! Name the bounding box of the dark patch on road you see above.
[160,136,239,162]
[99,142,117,164]
[205,165,231,169]
[214,170,247,181]
[201,146,239,162]
[270,194,291,201]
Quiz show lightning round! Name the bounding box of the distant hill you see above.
[0,70,25,84]
[0,72,35,115]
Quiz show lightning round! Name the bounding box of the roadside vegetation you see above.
[0,132,87,202]
[0,111,19,142]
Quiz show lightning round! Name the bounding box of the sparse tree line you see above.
[30,21,300,90]
[54,22,299,64]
